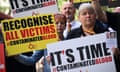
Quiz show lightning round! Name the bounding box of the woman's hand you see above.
[111,48,120,56]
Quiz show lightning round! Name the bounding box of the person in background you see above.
[92,0,120,71]
[36,13,67,72]
[91,0,120,49]
[61,1,81,38]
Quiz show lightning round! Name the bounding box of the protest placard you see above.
[9,0,58,17]
[47,32,117,72]
[1,14,58,56]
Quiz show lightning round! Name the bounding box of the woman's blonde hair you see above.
[78,3,96,15]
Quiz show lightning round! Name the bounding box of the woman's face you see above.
[55,17,66,33]
[78,8,96,26]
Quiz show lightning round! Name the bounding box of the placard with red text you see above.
[1,14,58,56]
[47,32,117,72]
[9,0,58,18]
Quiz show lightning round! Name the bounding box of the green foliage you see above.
[0,0,10,14]
[57,0,68,11]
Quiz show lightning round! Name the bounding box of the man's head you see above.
[61,1,75,22]
[54,13,66,33]
[78,3,96,27]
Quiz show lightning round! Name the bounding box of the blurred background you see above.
[0,0,11,15]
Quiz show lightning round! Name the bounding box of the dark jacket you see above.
[106,12,120,48]
[67,21,108,39]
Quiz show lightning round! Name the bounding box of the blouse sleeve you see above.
[14,50,44,66]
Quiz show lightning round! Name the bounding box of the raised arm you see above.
[91,0,107,23]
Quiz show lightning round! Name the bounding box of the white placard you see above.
[47,32,117,72]
[106,31,117,48]
[9,0,59,18]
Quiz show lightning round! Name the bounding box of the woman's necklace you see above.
[83,29,96,35]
